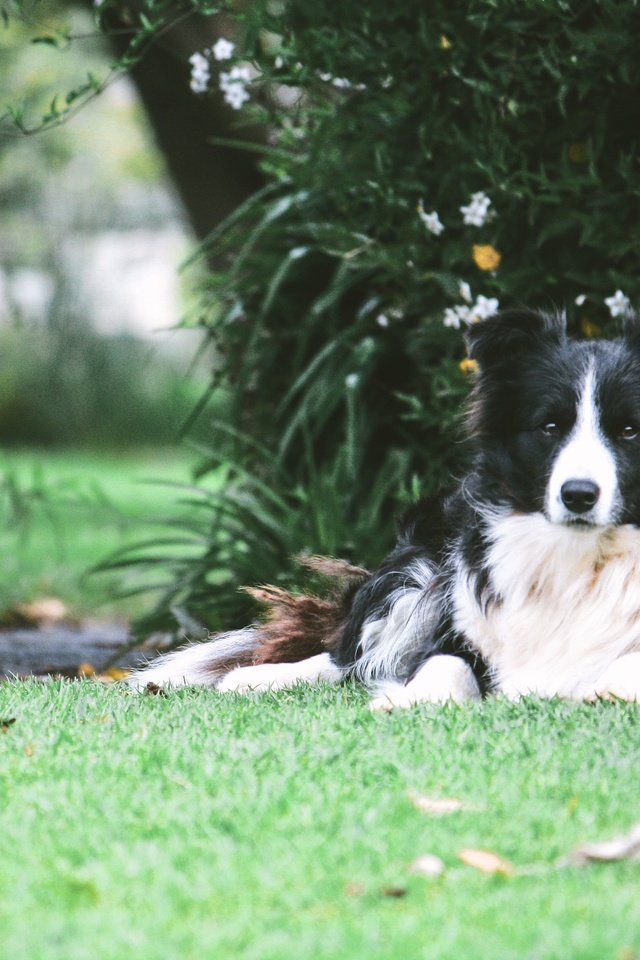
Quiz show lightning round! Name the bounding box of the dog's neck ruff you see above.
[453,510,640,699]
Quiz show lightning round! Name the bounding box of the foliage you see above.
[147,0,640,636]
[103,423,414,636]
[191,0,640,469]
[8,1,640,635]
[0,448,198,617]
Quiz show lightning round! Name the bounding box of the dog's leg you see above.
[590,652,640,702]
[369,654,481,712]
[217,652,345,693]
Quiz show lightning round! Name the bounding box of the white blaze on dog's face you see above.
[546,364,619,527]
[466,310,640,529]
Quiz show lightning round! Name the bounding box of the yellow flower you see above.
[440,35,452,49]
[568,141,588,164]
[459,357,478,375]
[472,244,502,271]
[580,318,600,339]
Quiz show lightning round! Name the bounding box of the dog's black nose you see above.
[560,479,600,514]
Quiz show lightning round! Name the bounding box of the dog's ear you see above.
[622,312,640,347]
[466,308,566,368]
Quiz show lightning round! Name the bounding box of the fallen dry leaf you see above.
[344,882,366,897]
[24,742,34,757]
[11,597,69,626]
[617,948,638,960]
[104,667,129,681]
[568,822,640,865]
[0,717,16,731]
[77,663,96,678]
[144,681,167,697]
[408,790,478,815]
[458,848,515,876]
[380,885,408,898]
[410,854,445,878]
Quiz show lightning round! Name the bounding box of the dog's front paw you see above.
[369,686,414,712]
[591,652,640,703]
[217,663,284,693]
[217,655,342,693]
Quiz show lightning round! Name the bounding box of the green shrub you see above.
[103,0,640,635]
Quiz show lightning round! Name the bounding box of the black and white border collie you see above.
[131,308,640,707]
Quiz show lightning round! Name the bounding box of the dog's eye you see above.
[540,421,560,436]
[618,425,638,441]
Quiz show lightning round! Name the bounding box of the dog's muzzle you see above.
[560,479,600,515]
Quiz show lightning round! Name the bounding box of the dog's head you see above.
[466,308,640,527]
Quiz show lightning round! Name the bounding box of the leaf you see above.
[104,667,129,681]
[11,597,68,626]
[380,885,408,898]
[458,848,515,876]
[0,718,16,731]
[31,36,61,47]
[568,823,640,865]
[409,854,445,878]
[408,790,479,815]
[344,882,365,897]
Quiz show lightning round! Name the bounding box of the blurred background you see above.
[0,1,203,450]
[0,1,208,623]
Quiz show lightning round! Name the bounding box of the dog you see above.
[130,308,640,708]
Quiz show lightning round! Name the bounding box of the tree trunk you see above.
[102,6,265,242]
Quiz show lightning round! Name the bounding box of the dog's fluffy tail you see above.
[127,626,261,691]
[127,556,368,691]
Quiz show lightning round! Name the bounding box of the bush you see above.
[102,0,640,635]
[0,324,205,448]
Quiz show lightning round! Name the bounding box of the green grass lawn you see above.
[0,447,201,619]
[1,679,639,960]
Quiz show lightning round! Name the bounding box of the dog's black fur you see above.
[131,309,640,706]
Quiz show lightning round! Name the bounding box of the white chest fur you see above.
[453,513,640,699]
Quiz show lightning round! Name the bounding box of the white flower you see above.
[219,66,252,109]
[376,313,389,328]
[189,52,210,93]
[189,53,209,72]
[212,38,235,61]
[460,191,492,227]
[345,373,360,389]
[443,307,463,329]
[224,83,250,109]
[443,305,472,329]
[443,295,499,329]
[417,201,444,236]
[471,295,499,321]
[318,72,366,91]
[235,66,251,83]
[605,289,632,318]
[575,294,587,306]
[458,281,472,303]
